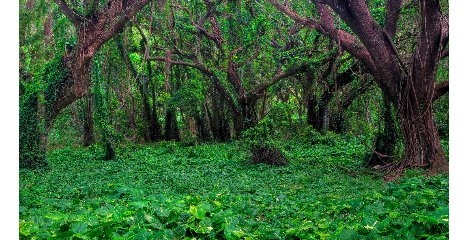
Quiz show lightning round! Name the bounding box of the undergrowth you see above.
[19,136,448,239]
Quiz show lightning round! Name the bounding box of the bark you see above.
[306,92,317,127]
[47,0,151,127]
[146,61,164,141]
[19,94,47,169]
[308,65,358,132]
[207,88,231,141]
[117,36,163,142]
[397,98,447,174]
[44,14,53,45]
[233,96,258,137]
[82,94,94,146]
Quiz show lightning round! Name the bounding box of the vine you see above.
[20,54,71,169]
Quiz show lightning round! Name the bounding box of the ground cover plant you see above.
[19,135,448,239]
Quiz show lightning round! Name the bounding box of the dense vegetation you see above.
[20,133,448,239]
[19,0,449,239]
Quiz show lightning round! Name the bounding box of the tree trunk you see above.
[194,109,211,141]
[82,94,94,146]
[19,94,47,169]
[306,92,316,127]
[233,97,258,137]
[366,94,397,167]
[329,112,345,133]
[397,102,447,175]
[207,89,231,142]
[19,0,150,169]
[164,108,180,141]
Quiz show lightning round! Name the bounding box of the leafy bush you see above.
[242,102,300,142]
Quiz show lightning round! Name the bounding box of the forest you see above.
[19,0,449,239]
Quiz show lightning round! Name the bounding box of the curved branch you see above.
[250,64,308,96]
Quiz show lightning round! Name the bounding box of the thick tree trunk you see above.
[19,94,47,169]
[149,109,163,141]
[306,92,316,127]
[397,103,448,174]
[329,112,345,133]
[207,89,231,142]
[211,107,231,142]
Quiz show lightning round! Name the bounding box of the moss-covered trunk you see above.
[19,93,47,169]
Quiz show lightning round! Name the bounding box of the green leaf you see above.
[19,221,36,237]
[71,222,88,234]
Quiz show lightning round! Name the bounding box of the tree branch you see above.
[173,2,223,50]
[250,64,308,96]
[131,20,150,59]
[53,0,83,27]
[268,0,319,28]
[384,0,403,38]
[433,81,449,102]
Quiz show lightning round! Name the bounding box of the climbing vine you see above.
[20,54,72,168]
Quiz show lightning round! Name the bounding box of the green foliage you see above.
[20,137,448,239]
[19,93,47,169]
[20,54,71,169]
[242,102,298,141]
[42,55,71,116]
[91,52,119,160]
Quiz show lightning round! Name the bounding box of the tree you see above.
[269,0,449,176]
[20,0,151,168]
[143,0,309,137]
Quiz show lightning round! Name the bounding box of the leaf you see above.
[189,203,210,220]
[45,212,68,221]
[19,221,36,236]
[156,207,170,219]
[129,201,148,209]
[71,222,88,234]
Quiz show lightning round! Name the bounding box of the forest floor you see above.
[19,136,449,239]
